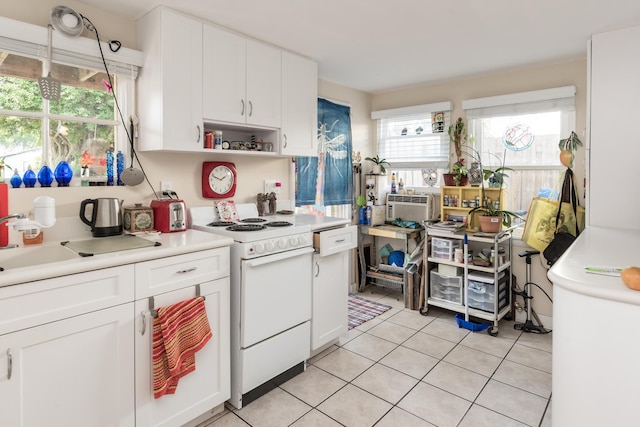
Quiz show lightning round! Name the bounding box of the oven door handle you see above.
[244,247,314,267]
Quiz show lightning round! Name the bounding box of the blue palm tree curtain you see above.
[296,98,353,210]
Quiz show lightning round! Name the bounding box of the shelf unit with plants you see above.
[440,186,504,232]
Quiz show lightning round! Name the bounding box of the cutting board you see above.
[62,234,160,256]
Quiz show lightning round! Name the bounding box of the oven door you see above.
[240,247,313,348]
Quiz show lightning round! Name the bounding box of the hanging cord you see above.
[81,15,159,198]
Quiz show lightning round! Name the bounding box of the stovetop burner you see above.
[241,217,268,223]
[226,224,267,232]
[266,221,293,227]
[207,221,237,227]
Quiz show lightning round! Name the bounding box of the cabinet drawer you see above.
[429,270,463,305]
[313,225,356,256]
[135,248,229,298]
[0,265,134,335]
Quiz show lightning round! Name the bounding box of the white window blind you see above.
[0,16,143,77]
[372,101,452,169]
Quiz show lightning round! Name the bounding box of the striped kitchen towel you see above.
[153,296,212,399]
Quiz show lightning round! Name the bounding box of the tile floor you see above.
[201,286,552,427]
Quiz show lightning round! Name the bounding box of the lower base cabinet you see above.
[135,279,230,427]
[0,303,135,427]
[0,247,231,427]
[311,251,349,351]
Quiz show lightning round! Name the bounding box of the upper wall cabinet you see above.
[135,7,318,156]
[281,52,318,157]
[136,8,204,152]
[203,25,282,129]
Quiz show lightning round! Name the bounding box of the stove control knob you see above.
[289,237,298,247]
[265,240,275,251]
[297,235,308,245]
[278,238,287,249]
[254,243,265,254]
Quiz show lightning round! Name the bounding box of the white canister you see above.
[33,196,56,227]
[454,248,464,263]
[214,131,223,149]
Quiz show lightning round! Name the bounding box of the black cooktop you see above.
[226,224,267,232]
[207,221,236,227]
[265,221,293,227]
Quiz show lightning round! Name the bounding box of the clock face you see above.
[202,161,237,198]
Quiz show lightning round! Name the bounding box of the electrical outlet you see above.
[264,180,281,194]
[160,181,172,192]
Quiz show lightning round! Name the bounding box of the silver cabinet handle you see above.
[248,101,253,117]
[315,262,320,277]
[196,125,201,143]
[140,311,147,336]
[7,348,12,380]
[241,99,245,116]
[335,238,346,243]
[177,267,197,274]
[283,133,288,149]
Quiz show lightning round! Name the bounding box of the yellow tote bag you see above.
[522,197,585,252]
[522,169,585,252]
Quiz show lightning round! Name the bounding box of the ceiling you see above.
[74,0,640,94]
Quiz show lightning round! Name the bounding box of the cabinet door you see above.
[281,51,318,157]
[246,39,281,127]
[202,25,246,124]
[137,8,203,152]
[135,278,230,427]
[311,252,349,350]
[589,26,640,228]
[0,304,135,427]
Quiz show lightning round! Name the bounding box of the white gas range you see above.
[189,204,313,409]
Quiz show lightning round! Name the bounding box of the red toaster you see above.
[151,199,187,233]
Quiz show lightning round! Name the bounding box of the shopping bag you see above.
[543,231,576,266]
[522,198,585,252]
[522,169,585,252]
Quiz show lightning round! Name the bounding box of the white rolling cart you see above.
[421,226,515,336]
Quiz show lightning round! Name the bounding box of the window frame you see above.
[0,16,142,185]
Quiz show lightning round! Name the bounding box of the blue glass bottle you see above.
[116,151,124,186]
[54,161,73,186]
[23,167,36,188]
[106,149,114,186]
[37,165,54,187]
[10,169,22,188]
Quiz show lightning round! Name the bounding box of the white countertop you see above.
[293,214,351,231]
[548,226,640,306]
[0,229,233,288]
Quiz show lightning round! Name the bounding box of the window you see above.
[371,102,452,188]
[0,17,141,185]
[462,86,575,211]
[463,86,576,213]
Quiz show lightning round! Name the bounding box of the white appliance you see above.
[189,205,313,409]
[385,193,440,223]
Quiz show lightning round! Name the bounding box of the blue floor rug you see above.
[348,294,392,330]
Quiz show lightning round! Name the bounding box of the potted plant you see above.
[469,201,523,233]
[558,131,582,168]
[365,155,390,175]
[0,157,10,184]
[443,117,468,186]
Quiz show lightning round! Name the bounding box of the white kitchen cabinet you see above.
[281,51,318,157]
[311,225,356,351]
[136,7,204,152]
[588,25,640,230]
[0,266,135,427]
[203,24,281,129]
[134,248,230,427]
